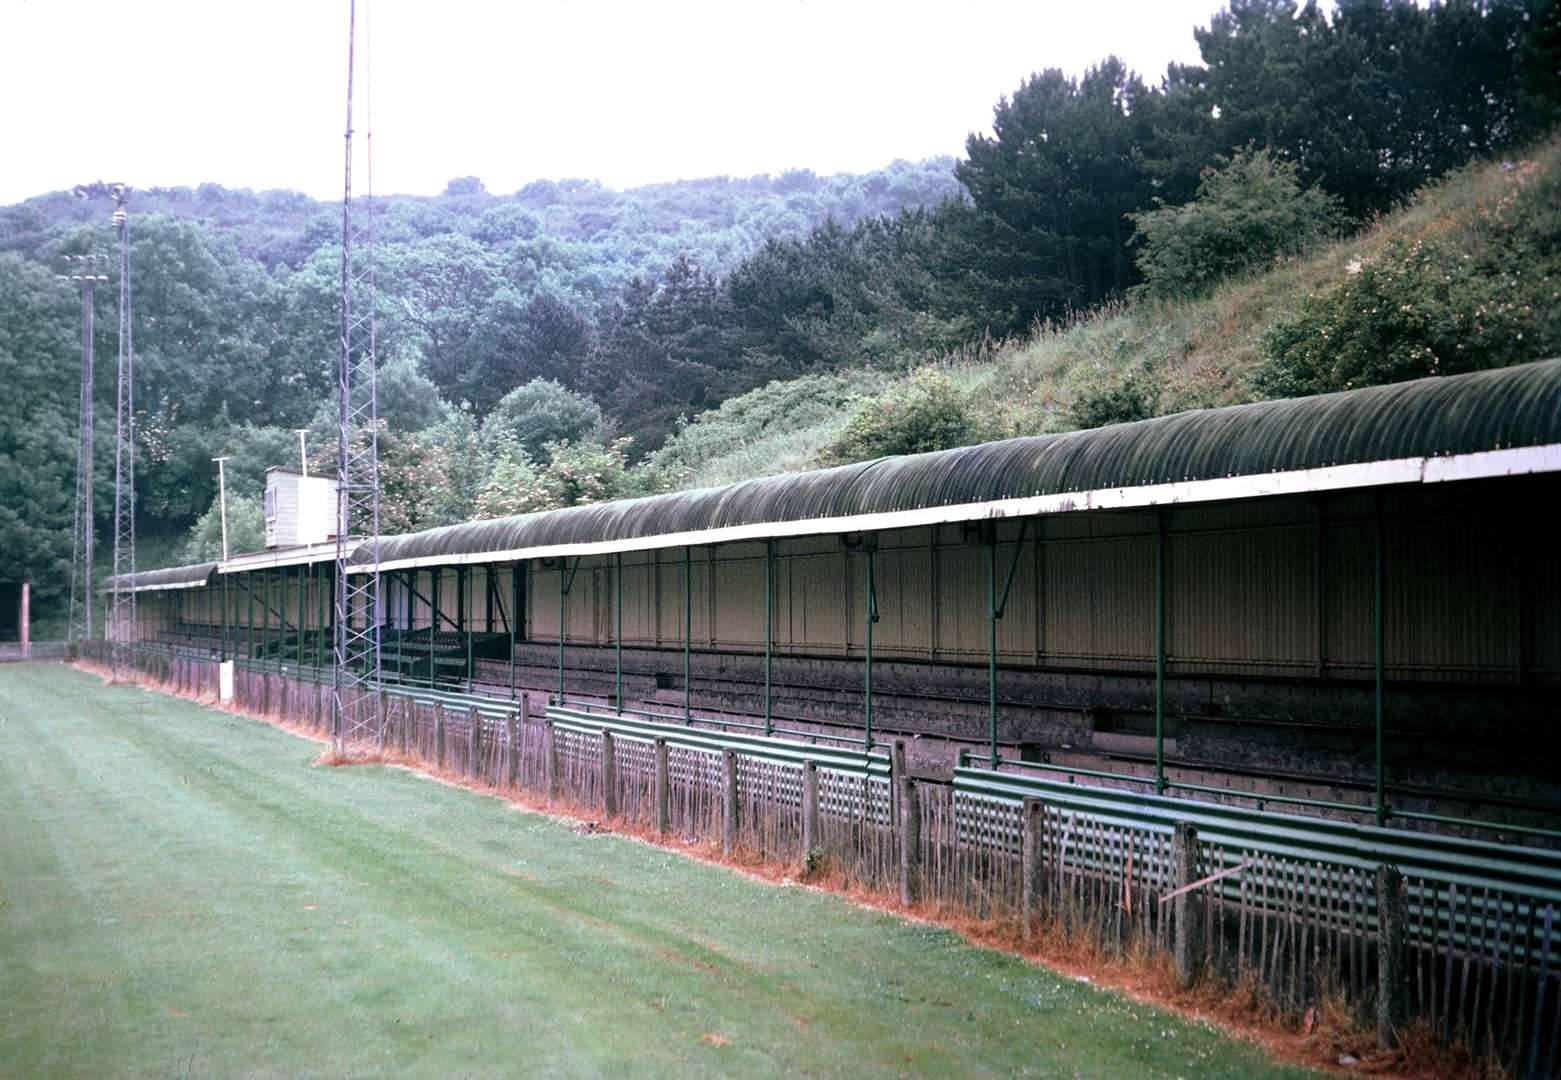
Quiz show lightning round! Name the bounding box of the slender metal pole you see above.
[763,539,774,736]
[683,546,692,724]
[1155,510,1166,795]
[614,552,623,713]
[316,563,327,672]
[212,457,231,561]
[1375,496,1386,826]
[508,562,519,696]
[428,569,438,687]
[220,572,229,661]
[987,531,998,767]
[246,573,254,660]
[462,566,473,688]
[864,543,879,751]
[557,561,566,704]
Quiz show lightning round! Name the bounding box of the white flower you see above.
[1346,259,1362,275]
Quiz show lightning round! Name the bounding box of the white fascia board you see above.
[344,442,1561,575]
[218,541,357,575]
[110,579,211,594]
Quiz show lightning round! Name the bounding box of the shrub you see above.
[1253,156,1561,397]
[1065,362,1165,429]
[1129,148,1342,298]
[823,369,979,464]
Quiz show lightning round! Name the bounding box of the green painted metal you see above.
[428,569,439,687]
[614,552,623,714]
[1375,496,1386,827]
[968,749,1561,845]
[316,563,327,672]
[557,556,579,704]
[863,541,879,751]
[953,763,1561,908]
[462,567,474,687]
[508,562,519,696]
[351,359,1561,573]
[763,539,774,737]
[550,703,890,780]
[683,546,692,724]
[987,520,1030,767]
[1155,509,1166,795]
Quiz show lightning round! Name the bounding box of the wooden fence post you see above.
[801,761,820,869]
[898,776,921,907]
[1377,864,1406,1049]
[1021,796,1049,941]
[545,720,560,801]
[378,690,390,750]
[601,731,618,818]
[722,749,738,856]
[505,711,519,788]
[468,707,482,781]
[1172,821,1205,986]
[654,738,670,835]
[434,703,447,771]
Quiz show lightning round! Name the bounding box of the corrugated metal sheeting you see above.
[503,480,1557,686]
[358,359,1561,568]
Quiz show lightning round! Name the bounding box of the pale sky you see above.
[0,0,1228,205]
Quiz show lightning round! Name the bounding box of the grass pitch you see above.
[0,663,1312,1077]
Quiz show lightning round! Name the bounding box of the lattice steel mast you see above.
[109,184,136,679]
[60,253,107,647]
[332,0,383,747]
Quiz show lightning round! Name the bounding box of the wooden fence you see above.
[86,643,1561,1077]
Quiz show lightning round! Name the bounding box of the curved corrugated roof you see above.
[102,562,217,593]
[359,358,1561,568]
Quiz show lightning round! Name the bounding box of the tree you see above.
[481,378,603,463]
[955,59,1172,332]
[390,234,502,396]
[179,493,264,562]
[0,253,86,614]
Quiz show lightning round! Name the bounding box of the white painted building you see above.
[263,467,339,550]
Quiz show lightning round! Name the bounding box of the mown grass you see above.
[0,663,1315,1078]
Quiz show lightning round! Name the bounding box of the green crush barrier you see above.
[546,705,890,781]
[954,764,1561,911]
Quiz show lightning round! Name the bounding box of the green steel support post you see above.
[987,533,998,766]
[614,552,623,714]
[245,574,254,661]
[1375,496,1386,826]
[683,547,692,724]
[297,563,306,668]
[864,542,880,751]
[1155,510,1166,795]
[462,566,473,687]
[485,567,495,634]
[508,562,519,696]
[429,569,439,687]
[316,564,327,672]
[220,573,229,661]
[763,539,774,736]
[262,571,272,664]
[556,557,580,705]
[986,519,1031,768]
